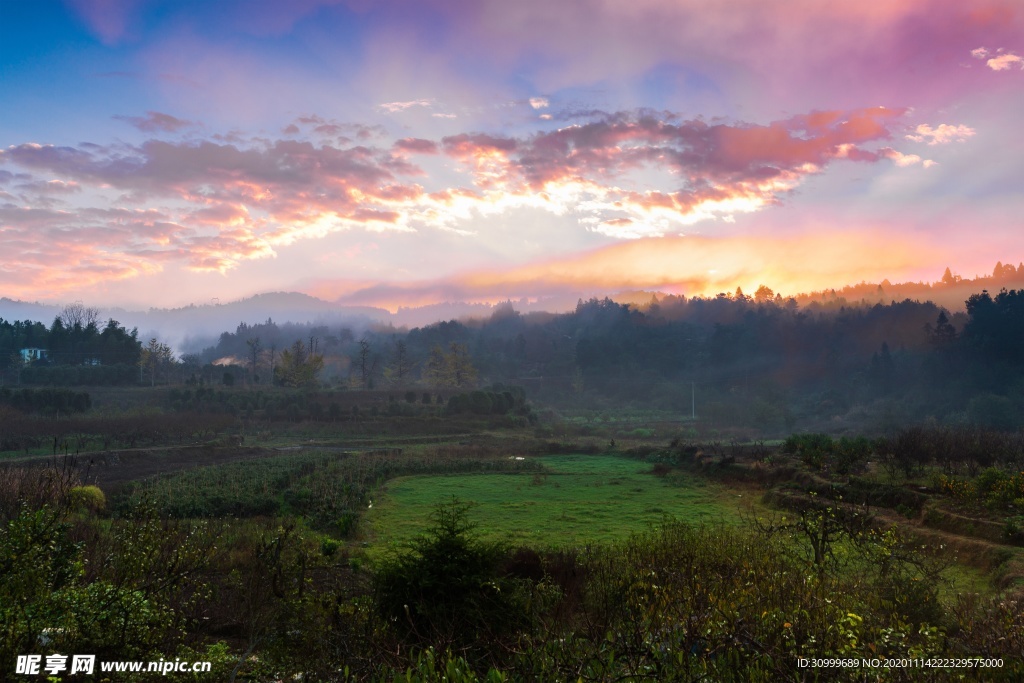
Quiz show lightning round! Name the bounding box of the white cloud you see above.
[529,97,550,109]
[986,53,1024,71]
[377,99,434,113]
[905,123,975,145]
[972,47,1024,71]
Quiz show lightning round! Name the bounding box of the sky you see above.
[1,0,1022,311]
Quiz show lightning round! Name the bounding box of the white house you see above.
[19,347,47,364]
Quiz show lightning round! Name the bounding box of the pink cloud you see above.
[430,108,913,235]
[0,134,430,285]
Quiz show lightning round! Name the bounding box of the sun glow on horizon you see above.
[300,231,944,313]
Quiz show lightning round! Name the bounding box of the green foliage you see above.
[937,467,1024,510]
[783,432,833,459]
[423,342,478,388]
[275,338,325,387]
[380,648,508,683]
[6,455,1024,682]
[140,337,175,387]
[69,485,106,514]
[500,521,981,681]
[0,504,83,666]
[1,469,216,666]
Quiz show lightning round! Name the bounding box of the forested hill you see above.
[201,288,1024,434]
[789,262,1024,312]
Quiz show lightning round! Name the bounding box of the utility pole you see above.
[691,381,695,420]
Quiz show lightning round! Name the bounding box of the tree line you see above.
[192,287,1024,431]
[1,304,142,385]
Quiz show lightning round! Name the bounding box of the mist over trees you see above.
[186,285,1024,433]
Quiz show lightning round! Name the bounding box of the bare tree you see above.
[385,339,414,387]
[59,302,99,329]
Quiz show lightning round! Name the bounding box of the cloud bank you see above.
[0,108,969,300]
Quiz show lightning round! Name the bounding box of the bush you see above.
[372,498,532,650]
[69,485,106,514]
[783,433,835,470]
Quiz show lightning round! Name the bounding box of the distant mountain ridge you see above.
[0,293,389,353]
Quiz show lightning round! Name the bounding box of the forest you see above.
[192,287,1024,435]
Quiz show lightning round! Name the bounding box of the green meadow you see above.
[366,453,747,549]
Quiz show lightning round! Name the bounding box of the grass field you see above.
[365,453,749,550]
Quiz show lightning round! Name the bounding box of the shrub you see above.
[69,485,106,514]
[372,498,532,650]
[783,433,835,470]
